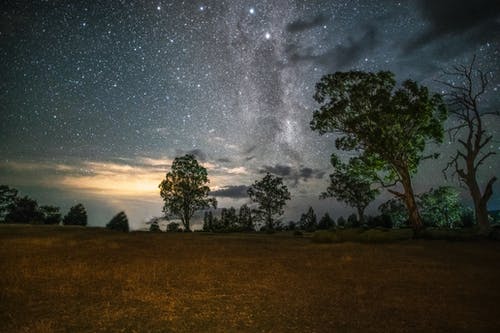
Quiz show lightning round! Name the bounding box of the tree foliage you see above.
[440,56,498,232]
[237,204,254,231]
[311,70,446,231]
[0,185,18,222]
[159,154,217,231]
[247,173,291,231]
[40,205,62,225]
[299,206,317,232]
[5,196,43,224]
[321,155,379,224]
[318,213,335,230]
[419,186,462,228]
[106,211,129,232]
[63,203,87,226]
[378,198,408,228]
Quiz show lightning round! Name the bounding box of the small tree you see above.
[379,198,408,228]
[203,211,214,232]
[5,196,43,224]
[159,154,217,232]
[63,203,87,226]
[106,211,129,232]
[299,206,317,232]
[238,204,254,231]
[40,205,62,225]
[347,213,359,228]
[318,213,335,230]
[167,221,180,232]
[0,185,18,222]
[149,220,161,232]
[311,71,447,231]
[321,155,379,224]
[419,186,462,229]
[247,173,291,231]
[440,56,498,232]
[337,216,346,228]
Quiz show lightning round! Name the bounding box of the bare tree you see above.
[440,56,498,232]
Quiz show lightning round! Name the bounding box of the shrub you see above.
[106,211,129,232]
[167,222,180,232]
[63,204,87,226]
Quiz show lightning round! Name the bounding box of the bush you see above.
[63,204,87,226]
[106,211,129,232]
[167,222,180,232]
[149,221,161,232]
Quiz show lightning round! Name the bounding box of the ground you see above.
[1,225,500,332]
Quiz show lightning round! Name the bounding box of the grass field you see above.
[1,225,500,332]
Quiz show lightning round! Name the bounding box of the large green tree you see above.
[311,71,446,231]
[247,173,291,231]
[440,56,498,232]
[321,155,379,225]
[159,154,216,231]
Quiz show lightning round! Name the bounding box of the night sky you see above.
[1,0,499,229]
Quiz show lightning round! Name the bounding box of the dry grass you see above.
[1,225,500,332]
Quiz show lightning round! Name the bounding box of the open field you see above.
[1,225,500,332]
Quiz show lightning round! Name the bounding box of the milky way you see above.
[1,1,499,228]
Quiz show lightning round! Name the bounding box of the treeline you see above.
[0,185,129,232]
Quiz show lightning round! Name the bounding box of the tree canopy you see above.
[247,173,291,231]
[321,155,379,224]
[159,154,216,231]
[106,211,129,232]
[311,70,447,231]
[63,203,87,226]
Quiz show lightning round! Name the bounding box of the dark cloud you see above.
[217,157,231,163]
[259,164,293,177]
[211,185,249,198]
[404,0,500,53]
[286,15,328,33]
[259,164,326,186]
[287,25,378,71]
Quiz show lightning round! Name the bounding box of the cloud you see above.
[211,185,249,198]
[175,149,207,162]
[286,15,328,32]
[259,164,326,186]
[404,0,500,53]
[287,25,378,71]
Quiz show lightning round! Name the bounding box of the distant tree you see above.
[247,173,291,231]
[299,206,317,232]
[0,185,18,222]
[460,207,475,228]
[63,203,87,226]
[311,71,447,231]
[167,221,180,232]
[159,154,217,232]
[287,221,297,231]
[419,186,462,229]
[220,207,238,232]
[337,216,346,228]
[203,211,214,232]
[149,220,161,232]
[440,56,499,232]
[5,196,43,224]
[106,211,129,232]
[347,213,359,228]
[321,155,379,224]
[318,212,335,230]
[367,214,393,229]
[40,205,62,225]
[379,198,408,228]
[238,204,254,231]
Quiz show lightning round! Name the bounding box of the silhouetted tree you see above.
[159,154,217,232]
[106,211,129,232]
[220,207,238,231]
[419,186,462,229]
[347,213,359,228]
[321,155,379,225]
[238,204,254,231]
[337,216,346,228]
[5,196,43,224]
[167,221,180,232]
[0,185,18,222]
[63,203,87,226]
[440,56,498,232]
[318,212,335,230]
[379,198,408,228]
[40,205,62,225]
[299,206,317,232]
[311,71,447,231]
[149,220,161,232]
[247,173,291,231]
[203,211,214,232]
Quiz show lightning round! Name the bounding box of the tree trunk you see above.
[469,176,496,234]
[399,167,423,232]
[356,206,365,225]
